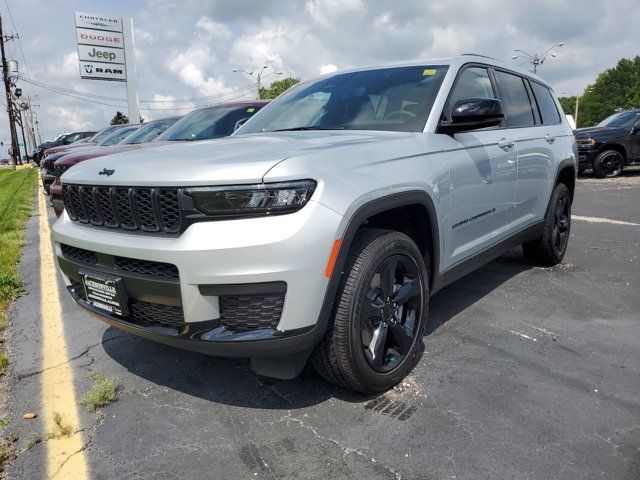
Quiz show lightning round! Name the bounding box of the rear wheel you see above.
[523,183,571,266]
[593,150,624,178]
[311,229,429,393]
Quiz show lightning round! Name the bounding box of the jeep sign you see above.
[79,61,126,81]
[78,45,125,64]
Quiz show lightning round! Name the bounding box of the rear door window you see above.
[494,71,535,127]
[531,82,561,125]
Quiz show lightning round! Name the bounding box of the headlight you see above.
[578,137,596,146]
[185,180,316,217]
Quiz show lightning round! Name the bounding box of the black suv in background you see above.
[34,131,96,165]
[575,109,640,178]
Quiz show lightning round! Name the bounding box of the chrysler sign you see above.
[74,11,122,32]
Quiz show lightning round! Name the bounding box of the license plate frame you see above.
[80,270,129,317]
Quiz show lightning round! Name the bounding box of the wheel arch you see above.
[313,191,441,341]
[598,143,628,163]
[554,158,577,203]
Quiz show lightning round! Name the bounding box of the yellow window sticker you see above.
[247,108,255,113]
[422,69,437,76]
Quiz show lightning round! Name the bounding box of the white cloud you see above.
[319,64,337,75]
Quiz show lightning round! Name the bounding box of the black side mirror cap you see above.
[439,97,504,134]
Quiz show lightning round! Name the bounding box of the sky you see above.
[1,0,639,147]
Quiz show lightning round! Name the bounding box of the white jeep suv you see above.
[53,55,577,393]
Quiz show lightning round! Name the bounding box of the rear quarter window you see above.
[531,82,561,125]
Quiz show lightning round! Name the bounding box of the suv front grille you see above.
[61,244,97,264]
[114,256,179,279]
[62,184,181,233]
[220,295,284,332]
[70,280,185,330]
[61,243,179,279]
[54,163,70,178]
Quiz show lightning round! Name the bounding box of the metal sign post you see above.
[122,17,139,123]
[74,11,139,122]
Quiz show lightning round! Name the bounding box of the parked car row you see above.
[51,55,578,393]
[40,101,269,215]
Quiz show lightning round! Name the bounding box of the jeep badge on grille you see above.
[99,168,115,176]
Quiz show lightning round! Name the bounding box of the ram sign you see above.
[75,11,126,82]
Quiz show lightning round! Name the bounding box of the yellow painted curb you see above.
[38,187,89,479]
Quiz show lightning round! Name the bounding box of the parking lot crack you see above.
[282,413,402,479]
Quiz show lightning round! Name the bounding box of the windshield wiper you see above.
[271,125,345,132]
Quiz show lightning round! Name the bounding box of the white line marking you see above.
[573,215,640,227]
[509,330,537,342]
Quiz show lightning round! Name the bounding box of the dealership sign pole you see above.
[74,11,140,123]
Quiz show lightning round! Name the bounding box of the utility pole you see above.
[232,66,283,100]
[0,15,20,164]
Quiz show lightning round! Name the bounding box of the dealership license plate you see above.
[81,272,127,316]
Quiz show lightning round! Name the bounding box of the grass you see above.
[80,375,118,412]
[0,168,37,375]
[46,412,74,440]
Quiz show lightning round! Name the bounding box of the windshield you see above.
[88,125,125,144]
[98,126,139,146]
[121,118,179,144]
[156,105,264,141]
[238,65,448,134]
[597,110,640,128]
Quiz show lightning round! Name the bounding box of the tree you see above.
[576,56,640,127]
[558,96,576,118]
[109,112,144,125]
[110,111,129,125]
[259,77,301,100]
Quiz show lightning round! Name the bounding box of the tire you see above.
[522,183,571,266]
[311,229,429,393]
[593,150,624,178]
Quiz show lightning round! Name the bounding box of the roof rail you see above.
[460,53,502,61]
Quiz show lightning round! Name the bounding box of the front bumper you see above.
[52,200,343,363]
[578,149,597,168]
[41,172,55,194]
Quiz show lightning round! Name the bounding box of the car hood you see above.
[61,130,412,186]
[575,126,627,138]
[56,144,143,166]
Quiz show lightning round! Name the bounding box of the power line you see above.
[3,0,29,78]
[17,76,257,111]
[18,75,258,104]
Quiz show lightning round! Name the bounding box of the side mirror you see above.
[234,118,249,132]
[439,98,504,134]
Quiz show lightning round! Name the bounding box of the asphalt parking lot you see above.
[3,170,640,480]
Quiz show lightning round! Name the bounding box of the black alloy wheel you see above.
[594,150,624,178]
[361,254,423,373]
[552,189,571,258]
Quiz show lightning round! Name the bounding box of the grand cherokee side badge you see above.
[98,168,115,176]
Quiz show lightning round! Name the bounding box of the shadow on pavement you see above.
[102,249,530,409]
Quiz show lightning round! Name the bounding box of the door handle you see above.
[498,138,515,150]
[545,133,556,144]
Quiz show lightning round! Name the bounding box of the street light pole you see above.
[232,66,283,100]
[512,42,564,74]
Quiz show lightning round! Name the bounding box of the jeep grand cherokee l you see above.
[53,56,576,393]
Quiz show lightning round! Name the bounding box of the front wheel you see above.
[523,183,572,266]
[311,229,429,393]
[593,150,624,178]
